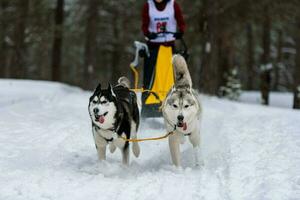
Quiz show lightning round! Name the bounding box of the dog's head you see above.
[162,87,200,131]
[88,83,117,130]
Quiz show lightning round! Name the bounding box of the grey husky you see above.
[88,77,140,165]
[161,55,202,167]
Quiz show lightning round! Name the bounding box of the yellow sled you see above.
[130,36,188,118]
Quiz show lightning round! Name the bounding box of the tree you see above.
[51,0,64,81]
[260,5,272,105]
[84,0,100,90]
[199,0,220,94]
[293,16,300,109]
[274,29,283,90]
[9,0,29,78]
[246,23,255,90]
[110,12,123,84]
[0,0,9,78]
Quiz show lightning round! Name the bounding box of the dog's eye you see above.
[101,100,108,104]
[184,105,189,108]
[92,100,98,104]
[173,104,178,108]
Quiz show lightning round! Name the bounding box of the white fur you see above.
[130,121,140,158]
[172,54,192,87]
[118,76,130,88]
[162,54,202,167]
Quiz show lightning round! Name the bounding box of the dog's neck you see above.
[93,123,115,132]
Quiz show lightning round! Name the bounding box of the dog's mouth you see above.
[177,121,187,131]
[95,112,108,124]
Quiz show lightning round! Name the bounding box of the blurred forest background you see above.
[1,0,300,108]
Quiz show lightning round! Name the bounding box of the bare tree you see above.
[218,29,235,88]
[110,13,123,83]
[246,23,254,90]
[84,0,100,89]
[260,5,272,105]
[199,0,220,94]
[294,16,300,109]
[9,0,29,78]
[274,29,283,90]
[0,0,8,78]
[51,0,64,81]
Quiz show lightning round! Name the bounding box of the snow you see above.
[0,79,299,200]
[240,91,294,109]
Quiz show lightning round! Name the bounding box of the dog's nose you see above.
[93,108,99,114]
[177,115,184,121]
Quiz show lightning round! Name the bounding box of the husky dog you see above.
[88,77,140,165]
[161,55,202,167]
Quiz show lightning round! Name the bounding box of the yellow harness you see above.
[120,131,174,142]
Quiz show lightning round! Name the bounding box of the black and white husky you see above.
[161,55,202,167]
[88,77,140,165]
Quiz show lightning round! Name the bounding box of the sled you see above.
[130,33,188,118]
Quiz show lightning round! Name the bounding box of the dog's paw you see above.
[109,143,116,153]
[194,159,204,169]
[132,142,140,158]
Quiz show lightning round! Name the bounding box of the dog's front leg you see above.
[169,133,181,167]
[122,144,130,165]
[94,132,107,161]
[131,121,140,158]
[189,131,202,166]
[112,133,129,165]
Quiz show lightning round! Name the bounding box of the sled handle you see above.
[130,41,149,68]
[130,64,139,89]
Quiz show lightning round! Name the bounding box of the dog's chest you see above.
[96,128,114,140]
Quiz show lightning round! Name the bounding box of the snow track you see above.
[0,80,299,200]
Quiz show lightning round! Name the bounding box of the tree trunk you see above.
[199,0,220,95]
[84,0,99,90]
[274,29,283,91]
[9,0,29,78]
[260,6,271,105]
[51,0,64,82]
[0,1,8,78]
[218,30,234,89]
[293,17,300,109]
[246,23,254,90]
[110,11,122,83]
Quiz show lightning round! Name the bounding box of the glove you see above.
[147,32,158,40]
[174,32,183,39]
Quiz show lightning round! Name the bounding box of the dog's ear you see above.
[90,83,101,102]
[95,83,101,92]
[93,83,101,96]
[107,83,116,99]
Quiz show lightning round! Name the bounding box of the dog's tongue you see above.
[99,116,105,124]
[183,122,187,131]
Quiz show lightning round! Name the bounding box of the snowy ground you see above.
[240,91,294,109]
[0,79,299,200]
